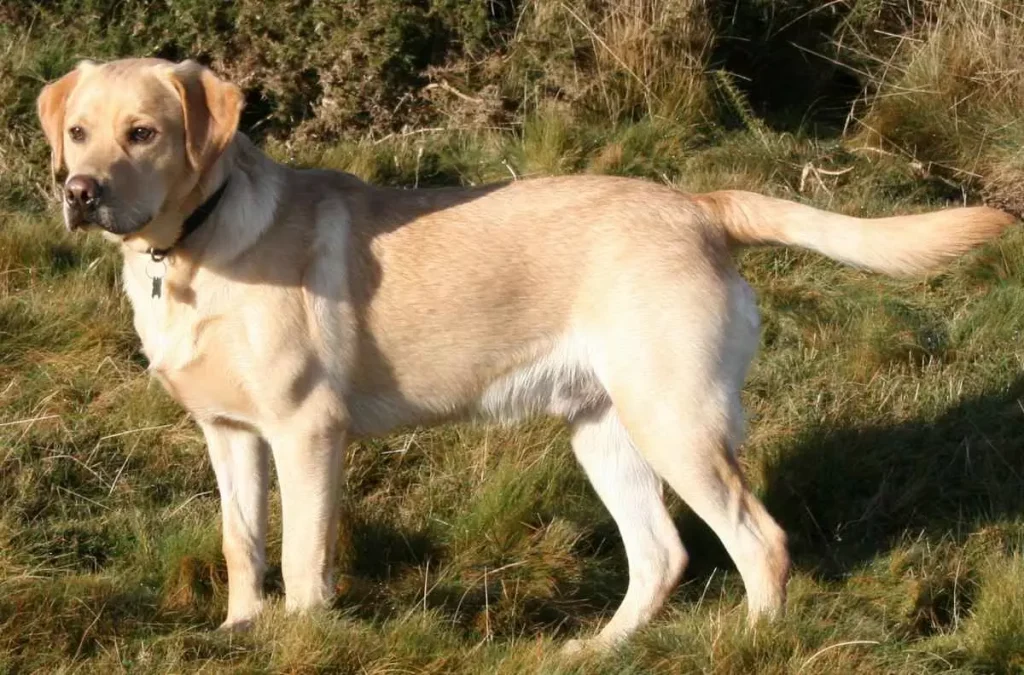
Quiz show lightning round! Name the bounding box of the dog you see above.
[37,58,1012,651]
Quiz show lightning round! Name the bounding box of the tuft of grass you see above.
[959,552,1024,672]
[840,0,1024,213]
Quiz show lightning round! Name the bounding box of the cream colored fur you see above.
[37,58,1013,651]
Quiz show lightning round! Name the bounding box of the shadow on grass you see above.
[761,375,1024,579]
[332,468,737,640]
[335,511,632,639]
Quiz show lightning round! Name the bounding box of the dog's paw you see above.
[561,633,628,657]
[217,617,255,633]
[560,637,607,656]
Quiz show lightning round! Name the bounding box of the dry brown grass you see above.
[841,0,1024,212]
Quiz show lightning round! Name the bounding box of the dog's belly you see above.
[345,337,609,437]
[473,340,608,424]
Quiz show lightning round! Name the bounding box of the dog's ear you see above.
[167,60,244,173]
[37,61,92,177]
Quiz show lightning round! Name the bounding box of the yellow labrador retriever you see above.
[37,58,1012,650]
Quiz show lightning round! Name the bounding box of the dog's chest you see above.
[150,356,256,423]
[126,269,258,423]
[145,317,258,422]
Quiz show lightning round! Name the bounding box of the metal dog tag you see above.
[146,256,167,300]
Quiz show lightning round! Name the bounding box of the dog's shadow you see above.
[331,503,633,638]
[759,373,1024,578]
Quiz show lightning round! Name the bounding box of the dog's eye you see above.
[128,126,156,144]
[68,126,86,143]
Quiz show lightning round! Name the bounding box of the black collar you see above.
[148,181,229,261]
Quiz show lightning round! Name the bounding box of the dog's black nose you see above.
[64,175,101,208]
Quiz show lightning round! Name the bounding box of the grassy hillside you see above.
[2,1,1023,672]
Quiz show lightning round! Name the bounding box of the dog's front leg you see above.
[267,413,347,612]
[199,420,270,630]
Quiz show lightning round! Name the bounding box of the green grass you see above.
[1,121,1023,673]
[3,0,1024,671]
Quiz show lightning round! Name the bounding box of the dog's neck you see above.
[118,134,284,269]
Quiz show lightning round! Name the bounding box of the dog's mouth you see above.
[64,203,151,235]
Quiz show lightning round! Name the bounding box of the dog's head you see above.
[37,58,243,238]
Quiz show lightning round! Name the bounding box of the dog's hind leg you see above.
[599,274,790,625]
[639,419,789,621]
[564,404,686,652]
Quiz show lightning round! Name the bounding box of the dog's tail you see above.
[694,190,1014,276]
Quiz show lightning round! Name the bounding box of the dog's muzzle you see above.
[63,174,103,231]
